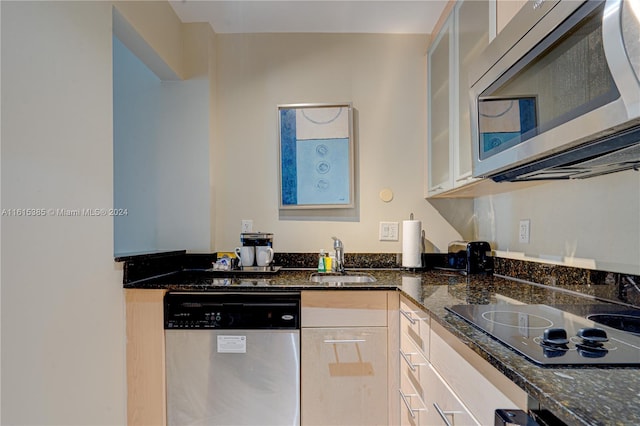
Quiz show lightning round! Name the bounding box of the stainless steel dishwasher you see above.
[164,292,300,426]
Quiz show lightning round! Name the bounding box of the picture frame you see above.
[278,103,354,209]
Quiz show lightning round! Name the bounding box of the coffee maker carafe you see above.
[235,232,274,270]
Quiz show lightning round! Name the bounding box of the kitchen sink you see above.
[587,313,640,336]
[309,272,377,283]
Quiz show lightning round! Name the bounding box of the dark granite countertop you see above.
[125,268,640,426]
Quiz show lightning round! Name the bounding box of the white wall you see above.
[113,35,211,254]
[1,2,125,425]
[475,170,640,275]
[113,35,160,253]
[214,33,461,253]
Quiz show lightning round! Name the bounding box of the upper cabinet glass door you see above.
[427,14,453,195]
[455,0,492,184]
[427,0,494,197]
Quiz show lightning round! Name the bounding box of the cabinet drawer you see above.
[400,370,428,426]
[400,335,429,403]
[430,321,527,426]
[399,297,430,356]
[302,291,387,327]
[424,363,479,426]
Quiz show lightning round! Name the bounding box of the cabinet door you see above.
[427,13,454,195]
[125,289,167,426]
[454,0,491,185]
[301,327,388,425]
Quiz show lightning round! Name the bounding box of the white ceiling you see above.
[168,1,449,34]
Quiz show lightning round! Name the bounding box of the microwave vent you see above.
[492,126,640,182]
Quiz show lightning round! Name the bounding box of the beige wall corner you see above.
[183,23,215,80]
[113,1,185,80]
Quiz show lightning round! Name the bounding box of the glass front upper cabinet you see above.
[427,14,453,195]
[427,0,494,196]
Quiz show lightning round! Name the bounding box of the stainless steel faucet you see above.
[332,237,345,273]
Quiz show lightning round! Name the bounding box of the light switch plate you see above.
[379,222,399,241]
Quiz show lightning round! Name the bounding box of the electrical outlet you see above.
[379,222,399,241]
[519,219,530,244]
[241,220,253,233]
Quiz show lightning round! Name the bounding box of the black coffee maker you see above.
[446,241,494,274]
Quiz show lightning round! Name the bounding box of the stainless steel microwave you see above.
[469,0,640,182]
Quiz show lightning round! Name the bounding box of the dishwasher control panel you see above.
[164,292,300,330]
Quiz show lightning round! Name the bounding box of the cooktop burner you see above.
[446,304,640,366]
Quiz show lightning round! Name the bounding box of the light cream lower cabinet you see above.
[400,296,476,426]
[125,289,398,426]
[399,295,528,426]
[401,361,477,426]
[301,291,397,426]
[125,289,167,426]
[126,289,526,426]
[302,327,388,425]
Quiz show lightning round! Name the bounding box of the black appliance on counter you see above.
[495,409,539,426]
[426,241,494,275]
[495,408,569,426]
[447,303,640,367]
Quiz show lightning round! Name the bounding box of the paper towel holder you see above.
[402,213,423,270]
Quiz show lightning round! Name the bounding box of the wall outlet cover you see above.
[241,220,253,233]
[519,219,530,244]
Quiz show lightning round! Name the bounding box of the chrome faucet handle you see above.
[332,236,343,249]
[331,237,345,273]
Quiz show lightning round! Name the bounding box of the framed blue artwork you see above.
[278,103,354,209]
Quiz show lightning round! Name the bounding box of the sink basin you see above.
[587,313,640,335]
[309,272,377,283]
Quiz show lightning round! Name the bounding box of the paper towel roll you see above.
[402,220,422,268]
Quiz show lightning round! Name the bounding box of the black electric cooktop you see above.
[446,304,640,366]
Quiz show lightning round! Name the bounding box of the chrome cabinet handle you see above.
[433,402,462,426]
[323,339,366,344]
[399,389,426,419]
[399,349,426,371]
[399,309,417,325]
[399,349,417,371]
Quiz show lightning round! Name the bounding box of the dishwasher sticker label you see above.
[217,335,246,353]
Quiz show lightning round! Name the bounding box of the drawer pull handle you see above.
[399,349,426,371]
[400,309,417,325]
[433,402,462,426]
[323,339,366,344]
[399,389,426,419]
